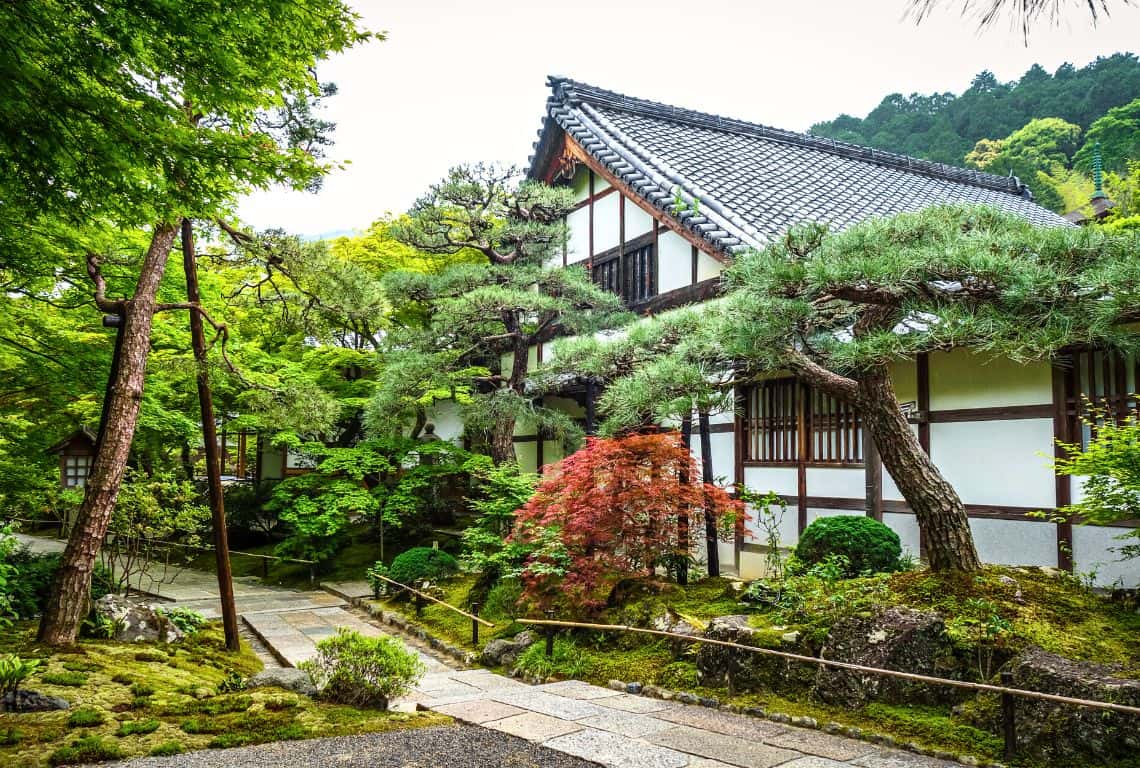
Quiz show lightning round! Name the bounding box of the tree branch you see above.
[86,253,126,313]
[782,347,859,402]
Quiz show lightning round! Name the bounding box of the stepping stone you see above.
[544,728,690,768]
[321,581,374,600]
[851,753,959,767]
[777,759,850,768]
[446,670,529,690]
[767,730,877,761]
[577,710,676,739]
[488,690,611,721]
[534,680,623,699]
[485,712,584,742]
[648,724,800,768]
[650,706,787,741]
[418,691,487,707]
[595,694,676,714]
[434,699,527,724]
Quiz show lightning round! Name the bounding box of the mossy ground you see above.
[0,622,448,767]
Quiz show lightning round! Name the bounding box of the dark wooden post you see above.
[545,609,556,658]
[1001,670,1017,759]
[698,408,719,578]
[864,428,883,522]
[677,413,693,586]
[182,220,240,652]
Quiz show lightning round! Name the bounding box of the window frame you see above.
[740,377,864,467]
[590,231,657,307]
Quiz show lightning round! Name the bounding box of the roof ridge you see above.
[546,76,1032,200]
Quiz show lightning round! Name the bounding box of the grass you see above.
[0,622,449,768]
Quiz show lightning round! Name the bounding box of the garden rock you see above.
[696,615,814,694]
[813,606,957,707]
[247,668,317,697]
[2,689,70,712]
[93,594,184,644]
[650,611,702,638]
[997,646,1140,763]
[480,631,535,668]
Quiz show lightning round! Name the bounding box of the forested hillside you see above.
[811,53,1140,219]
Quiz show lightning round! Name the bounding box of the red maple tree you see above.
[510,432,745,612]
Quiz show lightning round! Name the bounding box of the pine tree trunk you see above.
[856,365,981,572]
[489,416,517,465]
[698,409,720,578]
[37,223,178,646]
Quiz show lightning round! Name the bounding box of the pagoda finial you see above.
[1091,141,1106,201]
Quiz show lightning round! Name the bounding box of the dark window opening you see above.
[591,237,657,305]
[1062,349,1139,448]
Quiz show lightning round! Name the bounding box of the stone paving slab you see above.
[766,730,877,761]
[648,724,800,768]
[577,710,677,739]
[434,698,528,724]
[850,753,959,768]
[320,580,374,600]
[649,706,787,741]
[534,680,625,699]
[486,712,586,742]
[777,758,849,768]
[545,728,691,768]
[595,693,677,714]
[489,689,613,721]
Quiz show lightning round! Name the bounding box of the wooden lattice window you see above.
[741,379,862,465]
[62,454,92,488]
[1063,349,1139,448]
[591,240,657,305]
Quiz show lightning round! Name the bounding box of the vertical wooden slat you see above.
[796,383,808,535]
[1053,361,1074,572]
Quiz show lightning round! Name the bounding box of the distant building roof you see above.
[529,77,1071,255]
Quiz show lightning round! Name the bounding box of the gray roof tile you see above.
[528,77,1071,255]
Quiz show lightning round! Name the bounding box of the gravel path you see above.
[103,725,602,768]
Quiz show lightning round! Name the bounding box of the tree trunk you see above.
[489,416,517,465]
[38,222,179,646]
[182,220,241,652]
[698,409,720,578]
[856,365,981,572]
[677,413,692,586]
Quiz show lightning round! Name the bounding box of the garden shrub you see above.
[116,719,159,737]
[298,628,424,707]
[386,547,459,587]
[156,607,207,636]
[657,661,700,690]
[482,578,524,622]
[150,741,185,757]
[0,547,114,621]
[794,516,903,577]
[41,671,87,687]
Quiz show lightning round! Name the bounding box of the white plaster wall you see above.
[515,441,538,475]
[806,467,865,498]
[929,350,1052,410]
[696,252,722,282]
[806,508,863,527]
[566,207,589,263]
[426,399,465,443]
[743,466,798,496]
[571,166,590,203]
[658,230,691,294]
[970,518,1057,567]
[690,432,735,486]
[260,443,284,480]
[929,419,1055,507]
[593,193,620,254]
[888,359,917,406]
[883,512,922,558]
[625,200,654,241]
[1072,525,1140,587]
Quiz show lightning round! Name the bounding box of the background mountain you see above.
[810,53,1140,219]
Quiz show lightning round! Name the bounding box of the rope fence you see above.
[370,572,493,646]
[519,617,1140,759]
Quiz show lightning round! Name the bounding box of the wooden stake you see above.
[182,219,240,652]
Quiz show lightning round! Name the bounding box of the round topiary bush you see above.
[386,547,459,587]
[794,515,902,577]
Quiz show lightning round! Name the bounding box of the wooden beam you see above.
[864,428,883,522]
[691,245,699,285]
[796,383,808,536]
[1052,362,1074,572]
[563,134,729,263]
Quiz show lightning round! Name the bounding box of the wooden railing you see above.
[370,572,493,645]
[519,617,1140,760]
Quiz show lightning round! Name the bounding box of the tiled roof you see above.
[528,77,1072,255]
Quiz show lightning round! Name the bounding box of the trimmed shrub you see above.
[116,718,160,737]
[150,741,185,757]
[794,516,902,577]
[386,547,459,587]
[49,736,122,765]
[41,671,87,687]
[298,628,424,708]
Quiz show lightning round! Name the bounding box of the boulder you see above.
[247,668,317,697]
[93,595,184,644]
[696,615,814,694]
[812,607,958,708]
[997,646,1140,763]
[1,689,70,712]
[481,631,536,668]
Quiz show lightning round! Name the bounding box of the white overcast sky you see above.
[237,0,1140,238]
